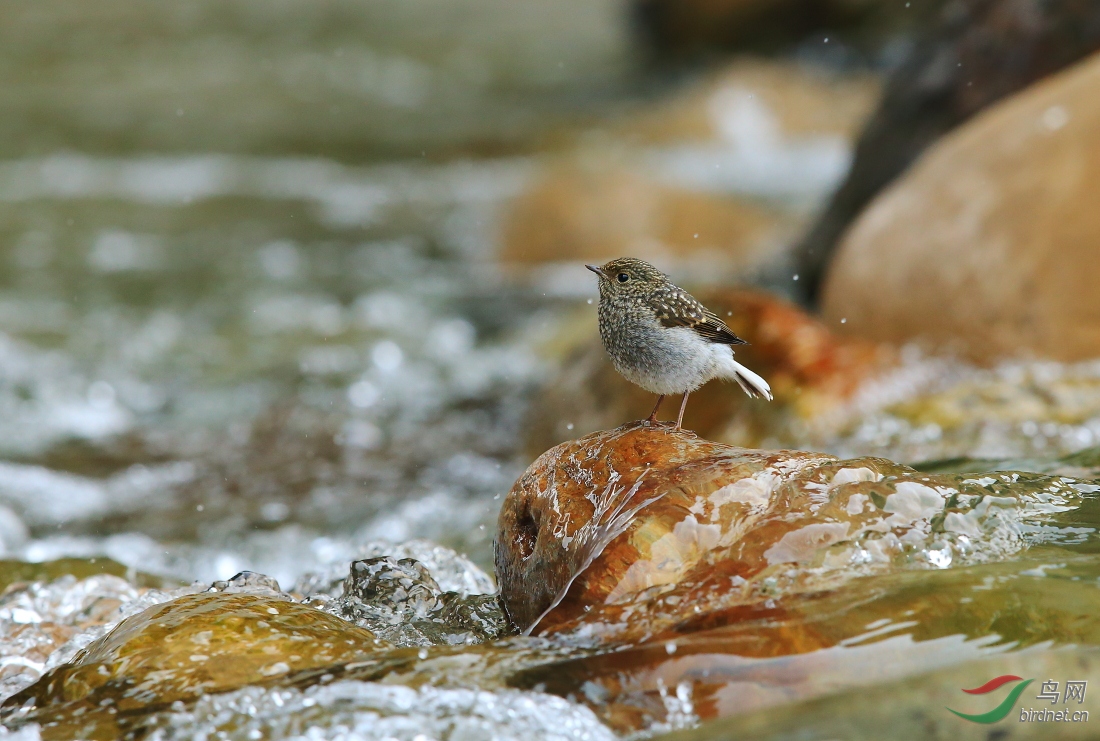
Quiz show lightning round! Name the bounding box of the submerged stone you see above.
[318,557,507,647]
[496,423,1099,638]
[2,592,389,739]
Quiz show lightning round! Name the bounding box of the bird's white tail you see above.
[724,358,772,401]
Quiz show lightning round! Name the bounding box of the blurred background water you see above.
[0,0,872,586]
[2,1,1100,738]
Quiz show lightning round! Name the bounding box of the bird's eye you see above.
[617,273,630,283]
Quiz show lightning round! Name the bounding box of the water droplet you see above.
[1042,105,1069,131]
[371,341,404,372]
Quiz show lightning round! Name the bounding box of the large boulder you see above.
[821,51,1100,361]
[797,0,1100,304]
[495,422,1097,639]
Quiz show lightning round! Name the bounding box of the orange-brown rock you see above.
[822,51,1100,362]
[496,423,1095,641]
[501,157,785,269]
[499,421,1100,734]
[526,289,892,455]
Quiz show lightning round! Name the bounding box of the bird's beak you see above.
[586,264,607,279]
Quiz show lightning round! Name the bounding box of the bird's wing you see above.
[647,287,748,345]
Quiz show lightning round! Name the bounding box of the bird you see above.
[586,257,772,429]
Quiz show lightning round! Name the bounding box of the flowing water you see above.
[0,2,1098,739]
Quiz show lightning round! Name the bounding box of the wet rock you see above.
[2,592,388,737]
[293,539,495,599]
[797,0,1100,305]
[496,423,1099,637]
[822,52,1100,361]
[319,557,507,647]
[526,289,892,454]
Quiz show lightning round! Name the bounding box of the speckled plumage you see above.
[587,257,771,427]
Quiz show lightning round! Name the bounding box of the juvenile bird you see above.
[587,257,771,428]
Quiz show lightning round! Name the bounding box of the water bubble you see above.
[261,502,290,522]
[347,380,380,409]
[337,419,382,450]
[425,319,475,358]
[90,230,167,273]
[258,241,301,281]
[1042,105,1070,131]
[371,341,404,373]
[87,381,116,408]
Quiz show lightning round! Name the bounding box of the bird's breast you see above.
[598,308,722,394]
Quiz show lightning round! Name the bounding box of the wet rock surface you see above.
[1,592,389,738]
[497,423,1100,638]
[316,557,507,647]
[0,547,512,739]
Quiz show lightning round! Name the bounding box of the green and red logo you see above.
[947,675,1034,723]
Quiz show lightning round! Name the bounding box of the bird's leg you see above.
[675,391,691,429]
[646,395,665,424]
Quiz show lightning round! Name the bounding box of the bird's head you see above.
[586,257,667,299]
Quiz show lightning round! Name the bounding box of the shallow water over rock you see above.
[498,423,1099,639]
